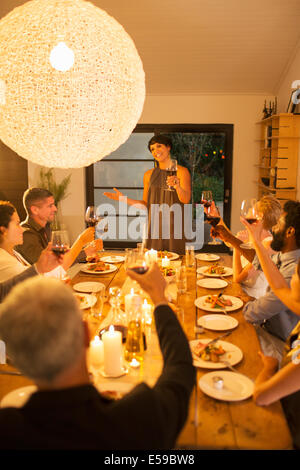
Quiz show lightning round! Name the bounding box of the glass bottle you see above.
[124,296,144,363]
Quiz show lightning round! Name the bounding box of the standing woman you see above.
[104,135,191,254]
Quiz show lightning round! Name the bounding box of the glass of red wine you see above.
[51,230,70,256]
[205,203,222,245]
[201,190,213,208]
[165,159,177,191]
[85,206,101,227]
[240,198,260,248]
[128,248,150,274]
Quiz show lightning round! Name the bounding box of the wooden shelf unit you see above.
[256,113,300,202]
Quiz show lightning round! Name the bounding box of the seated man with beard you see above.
[211,200,300,361]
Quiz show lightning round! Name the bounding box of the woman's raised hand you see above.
[103,187,125,201]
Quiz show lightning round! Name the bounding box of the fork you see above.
[221,359,239,372]
[221,360,254,381]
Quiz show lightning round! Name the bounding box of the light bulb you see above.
[50,42,74,72]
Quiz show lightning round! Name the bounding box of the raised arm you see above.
[103,170,153,211]
[241,217,300,315]
[167,165,191,204]
[254,352,300,406]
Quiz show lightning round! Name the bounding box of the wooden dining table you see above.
[0,250,293,450]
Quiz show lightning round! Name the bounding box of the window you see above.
[86,124,233,250]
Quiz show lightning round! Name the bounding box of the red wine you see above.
[86,218,99,227]
[245,218,258,225]
[130,266,149,274]
[206,216,220,227]
[201,201,212,208]
[52,246,69,255]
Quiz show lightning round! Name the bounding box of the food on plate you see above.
[74,293,87,307]
[86,253,101,263]
[204,264,226,275]
[156,250,174,259]
[205,294,233,309]
[192,341,226,362]
[86,261,110,272]
[160,267,176,277]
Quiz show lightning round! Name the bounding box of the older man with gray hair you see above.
[0,265,195,450]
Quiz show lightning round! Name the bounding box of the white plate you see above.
[101,255,125,263]
[156,251,179,261]
[197,265,233,277]
[0,385,37,408]
[74,293,97,310]
[196,253,220,261]
[199,371,253,401]
[73,282,105,293]
[197,314,239,331]
[80,263,117,274]
[197,278,228,289]
[189,338,243,369]
[195,295,243,313]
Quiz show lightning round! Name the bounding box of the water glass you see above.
[90,286,105,320]
[124,248,134,270]
[176,266,187,294]
[185,246,195,268]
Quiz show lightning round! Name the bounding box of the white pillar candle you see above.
[102,325,123,377]
[89,336,104,368]
[125,288,141,317]
[147,249,157,263]
[162,256,170,268]
[142,299,152,326]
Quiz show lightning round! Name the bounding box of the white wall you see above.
[29,92,273,243]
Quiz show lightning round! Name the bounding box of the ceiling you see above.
[1,0,300,95]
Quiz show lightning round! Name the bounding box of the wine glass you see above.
[109,287,127,328]
[85,205,107,250]
[85,206,101,228]
[205,204,222,245]
[165,159,177,191]
[201,191,213,208]
[128,248,150,274]
[240,199,260,248]
[51,230,70,255]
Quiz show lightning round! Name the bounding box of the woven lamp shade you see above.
[0,0,145,168]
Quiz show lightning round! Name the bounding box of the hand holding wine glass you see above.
[205,203,222,245]
[165,159,178,191]
[201,190,213,208]
[240,199,260,248]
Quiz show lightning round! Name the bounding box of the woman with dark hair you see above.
[104,134,191,254]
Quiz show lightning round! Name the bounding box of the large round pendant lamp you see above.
[0,0,145,168]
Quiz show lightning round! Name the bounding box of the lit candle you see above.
[142,299,152,326]
[161,256,170,268]
[102,325,123,377]
[125,288,140,317]
[146,249,157,263]
[89,336,104,368]
[130,358,140,368]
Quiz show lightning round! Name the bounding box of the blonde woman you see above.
[233,195,282,298]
